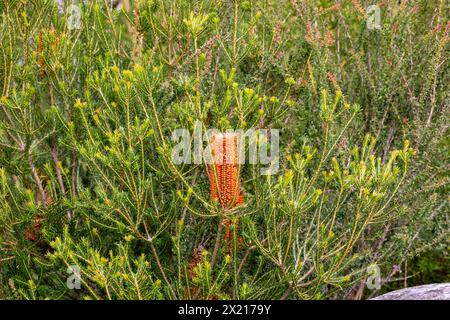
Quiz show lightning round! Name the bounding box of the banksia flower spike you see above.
[207,133,245,254]
[207,132,244,210]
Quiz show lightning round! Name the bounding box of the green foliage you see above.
[0,0,448,300]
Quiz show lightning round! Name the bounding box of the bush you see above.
[0,0,448,300]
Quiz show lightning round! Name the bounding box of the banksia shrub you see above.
[0,0,447,300]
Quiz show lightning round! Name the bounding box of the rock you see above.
[372,283,450,300]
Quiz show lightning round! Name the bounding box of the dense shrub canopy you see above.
[0,0,448,300]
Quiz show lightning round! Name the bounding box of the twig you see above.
[280,282,292,300]
[210,47,221,100]
[71,153,77,196]
[51,148,66,194]
[28,152,47,208]
[180,169,199,223]
[132,4,139,63]
[192,218,225,300]
[382,126,395,164]
[210,219,224,269]
[143,220,176,299]
[148,238,177,299]
[236,245,255,279]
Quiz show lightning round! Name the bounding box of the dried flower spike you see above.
[208,133,244,209]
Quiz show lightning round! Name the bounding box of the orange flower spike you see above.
[208,133,244,209]
[207,164,219,202]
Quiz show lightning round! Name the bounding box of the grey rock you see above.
[372,283,450,300]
